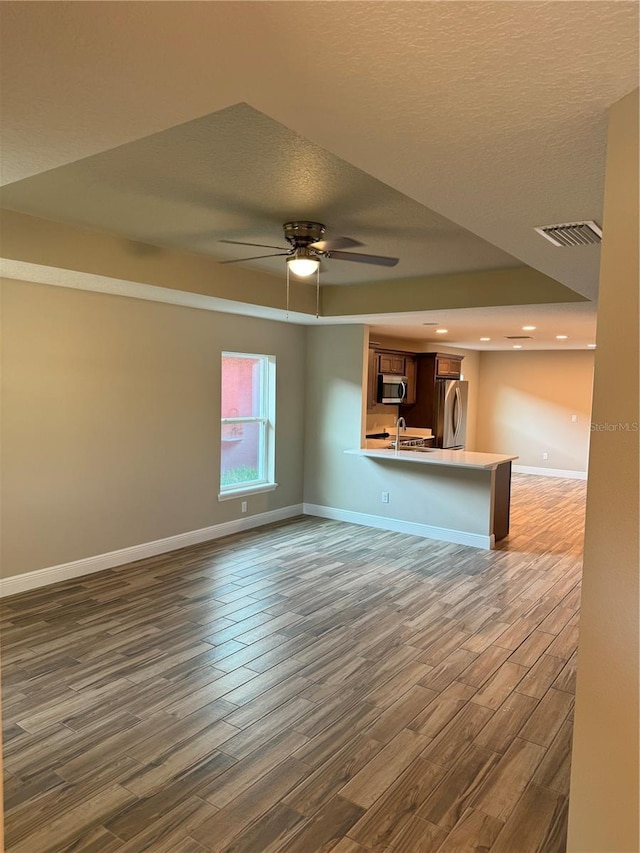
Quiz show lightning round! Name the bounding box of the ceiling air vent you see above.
[534,220,602,247]
[505,335,533,340]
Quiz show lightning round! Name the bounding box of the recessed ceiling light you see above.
[513,344,523,349]
[480,337,491,342]
[436,329,448,334]
[522,325,536,331]
[587,343,597,348]
[556,335,569,340]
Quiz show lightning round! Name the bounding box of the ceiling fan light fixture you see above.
[287,249,320,277]
[220,221,398,277]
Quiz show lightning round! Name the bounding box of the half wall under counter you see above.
[341,448,518,549]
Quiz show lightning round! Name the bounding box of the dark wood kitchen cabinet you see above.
[367,348,417,412]
[400,352,464,427]
[377,352,406,375]
[403,355,417,405]
[435,354,463,379]
[493,461,513,540]
[367,348,385,413]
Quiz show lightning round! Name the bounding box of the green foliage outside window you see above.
[220,465,260,486]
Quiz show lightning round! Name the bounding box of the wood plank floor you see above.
[1,474,586,852]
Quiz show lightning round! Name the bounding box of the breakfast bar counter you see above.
[345,447,517,470]
[341,446,518,548]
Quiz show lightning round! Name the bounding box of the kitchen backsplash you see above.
[365,412,397,432]
[365,414,433,440]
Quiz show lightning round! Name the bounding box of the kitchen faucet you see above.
[395,417,406,455]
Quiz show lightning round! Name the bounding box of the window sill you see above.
[218,483,278,502]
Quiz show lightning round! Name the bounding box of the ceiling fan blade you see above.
[327,250,399,267]
[218,253,290,264]
[219,239,288,251]
[309,236,364,251]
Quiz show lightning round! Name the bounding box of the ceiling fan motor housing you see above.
[218,222,398,268]
[283,221,326,248]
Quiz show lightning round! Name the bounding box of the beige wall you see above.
[476,350,594,471]
[304,325,494,540]
[1,278,306,578]
[322,265,588,316]
[568,90,639,851]
[1,209,318,315]
[1,210,586,322]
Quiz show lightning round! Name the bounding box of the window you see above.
[219,352,276,499]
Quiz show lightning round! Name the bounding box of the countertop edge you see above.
[345,448,519,470]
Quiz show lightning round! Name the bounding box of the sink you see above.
[388,436,433,449]
[390,444,426,450]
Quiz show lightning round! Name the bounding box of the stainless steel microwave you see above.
[378,374,408,404]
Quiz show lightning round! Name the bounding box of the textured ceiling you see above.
[0,104,520,285]
[0,2,638,312]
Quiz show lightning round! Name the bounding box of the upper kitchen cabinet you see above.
[434,354,463,379]
[367,348,385,413]
[366,347,417,412]
[377,352,406,375]
[404,354,417,405]
[400,352,465,428]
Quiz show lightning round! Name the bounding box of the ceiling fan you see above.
[218,221,399,277]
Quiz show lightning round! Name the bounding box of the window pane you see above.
[221,356,263,419]
[220,351,275,497]
[220,421,265,487]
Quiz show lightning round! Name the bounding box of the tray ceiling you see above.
[0,104,521,286]
[0,1,637,332]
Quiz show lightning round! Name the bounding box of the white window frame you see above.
[218,352,277,501]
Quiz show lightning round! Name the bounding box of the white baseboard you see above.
[0,504,304,598]
[303,503,494,550]
[513,465,587,480]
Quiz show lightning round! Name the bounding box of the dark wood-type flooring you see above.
[2,474,586,852]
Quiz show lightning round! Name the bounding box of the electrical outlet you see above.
[381,492,390,504]
[241,501,247,513]
[571,414,578,422]
[542,452,549,461]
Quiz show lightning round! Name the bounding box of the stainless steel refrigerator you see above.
[434,379,468,448]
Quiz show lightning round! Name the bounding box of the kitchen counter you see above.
[347,447,518,471]
[343,444,517,547]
